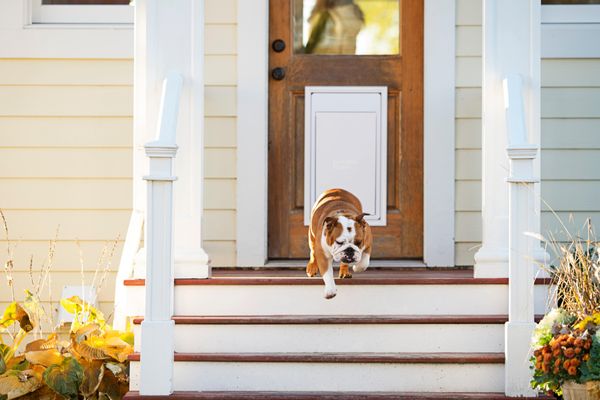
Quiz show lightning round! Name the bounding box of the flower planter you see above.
[562,381,600,400]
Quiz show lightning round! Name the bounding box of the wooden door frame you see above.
[237,0,455,267]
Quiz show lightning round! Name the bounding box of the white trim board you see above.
[0,0,132,58]
[237,0,456,267]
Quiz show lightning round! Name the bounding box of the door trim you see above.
[237,0,455,267]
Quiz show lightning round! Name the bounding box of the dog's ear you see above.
[324,216,338,232]
[355,213,370,226]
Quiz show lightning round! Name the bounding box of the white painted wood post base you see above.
[175,251,210,279]
[505,322,536,397]
[140,320,175,395]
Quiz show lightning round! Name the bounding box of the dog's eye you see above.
[335,240,343,245]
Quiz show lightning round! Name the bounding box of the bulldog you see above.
[306,188,372,299]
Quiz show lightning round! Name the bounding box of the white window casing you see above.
[0,0,133,58]
[31,0,133,25]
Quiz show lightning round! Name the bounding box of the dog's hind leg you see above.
[306,229,319,277]
[339,263,352,279]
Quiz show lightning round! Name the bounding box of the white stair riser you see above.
[130,361,504,392]
[125,285,552,316]
[133,324,505,353]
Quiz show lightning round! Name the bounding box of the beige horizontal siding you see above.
[0,210,130,240]
[205,25,237,55]
[206,0,236,24]
[0,148,131,178]
[455,118,481,149]
[0,179,131,209]
[206,56,237,86]
[542,59,600,87]
[542,119,600,149]
[203,210,236,241]
[0,117,132,147]
[0,240,125,272]
[0,271,117,303]
[541,58,600,243]
[205,179,236,210]
[0,58,132,321]
[454,0,482,265]
[203,1,238,266]
[542,88,600,118]
[0,86,132,116]
[0,59,133,85]
[456,0,481,26]
[205,117,236,148]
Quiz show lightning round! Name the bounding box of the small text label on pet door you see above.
[304,86,387,226]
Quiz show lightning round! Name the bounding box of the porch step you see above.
[128,352,506,392]
[123,269,551,316]
[132,315,528,353]
[124,391,552,399]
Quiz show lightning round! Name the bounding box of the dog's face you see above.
[322,213,369,264]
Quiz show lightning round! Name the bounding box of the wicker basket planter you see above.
[562,381,600,400]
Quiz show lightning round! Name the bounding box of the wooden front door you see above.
[268,0,423,259]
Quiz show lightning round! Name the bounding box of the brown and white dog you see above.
[306,188,372,299]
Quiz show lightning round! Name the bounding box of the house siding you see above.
[455,0,482,266]
[204,0,237,267]
[453,1,600,265]
[541,60,600,242]
[0,59,133,328]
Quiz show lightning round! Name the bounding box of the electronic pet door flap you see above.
[304,86,388,226]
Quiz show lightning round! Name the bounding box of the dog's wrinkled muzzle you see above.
[335,244,361,264]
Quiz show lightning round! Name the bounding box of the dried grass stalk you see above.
[542,219,600,320]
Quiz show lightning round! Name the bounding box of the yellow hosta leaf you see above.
[119,332,134,347]
[73,341,108,361]
[0,370,42,400]
[59,298,81,316]
[25,349,63,368]
[0,303,33,333]
[25,334,57,353]
[72,324,101,344]
[61,297,106,332]
[102,344,133,363]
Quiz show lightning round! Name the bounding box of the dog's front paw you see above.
[339,264,353,279]
[324,286,337,299]
[306,261,319,277]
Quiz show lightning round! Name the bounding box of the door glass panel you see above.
[293,0,400,55]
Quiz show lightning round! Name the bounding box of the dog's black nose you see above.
[345,247,355,255]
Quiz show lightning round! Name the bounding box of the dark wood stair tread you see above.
[124,268,552,286]
[131,314,543,325]
[129,352,505,364]
[124,391,552,399]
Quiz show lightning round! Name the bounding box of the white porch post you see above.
[504,75,538,397]
[134,0,210,279]
[474,0,542,278]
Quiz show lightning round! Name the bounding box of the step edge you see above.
[124,391,550,400]
[124,278,552,286]
[131,315,545,325]
[129,352,506,364]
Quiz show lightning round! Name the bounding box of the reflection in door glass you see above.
[294,0,400,55]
